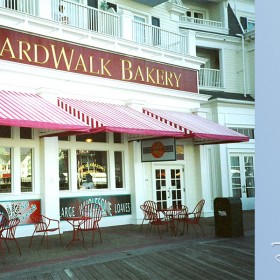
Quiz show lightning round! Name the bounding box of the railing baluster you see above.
[199,68,221,88]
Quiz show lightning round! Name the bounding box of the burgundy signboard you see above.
[60,194,131,218]
[0,27,198,93]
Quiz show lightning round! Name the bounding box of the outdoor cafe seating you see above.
[175,199,205,237]
[140,199,205,238]
[0,215,21,263]
[29,213,62,248]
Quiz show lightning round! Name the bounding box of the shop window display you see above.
[114,151,123,188]
[77,150,108,189]
[59,149,69,190]
[0,147,11,193]
[20,148,32,192]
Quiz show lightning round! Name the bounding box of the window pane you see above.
[77,150,108,189]
[21,148,32,192]
[58,135,69,141]
[76,132,107,143]
[114,151,123,188]
[114,133,122,143]
[0,147,11,193]
[59,149,69,190]
[0,126,11,138]
[176,145,184,160]
[20,127,32,139]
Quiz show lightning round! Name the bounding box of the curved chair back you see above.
[191,199,205,224]
[80,203,103,230]
[0,213,8,230]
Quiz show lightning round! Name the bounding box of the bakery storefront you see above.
[0,27,248,237]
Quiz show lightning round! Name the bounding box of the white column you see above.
[40,136,60,220]
[38,0,56,20]
[120,9,133,41]
[128,141,145,224]
[184,30,196,56]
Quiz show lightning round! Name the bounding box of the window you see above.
[114,133,122,143]
[20,127,33,139]
[76,132,107,143]
[0,126,11,138]
[21,148,32,192]
[229,128,255,139]
[0,147,11,193]
[114,152,123,188]
[186,10,204,23]
[240,17,255,31]
[133,15,147,44]
[58,135,69,141]
[59,149,69,190]
[77,150,108,189]
[176,145,184,160]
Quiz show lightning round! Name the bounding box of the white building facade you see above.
[0,0,254,237]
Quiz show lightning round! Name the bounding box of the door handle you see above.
[242,185,246,193]
[168,190,171,198]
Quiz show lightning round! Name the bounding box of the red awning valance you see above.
[57,98,184,138]
[0,90,90,132]
[143,108,249,144]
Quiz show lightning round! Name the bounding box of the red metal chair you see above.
[142,206,169,239]
[139,200,157,232]
[29,214,62,248]
[176,199,205,237]
[0,213,8,229]
[0,217,21,263]
[77,203,103,247]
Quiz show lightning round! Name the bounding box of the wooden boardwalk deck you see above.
[0,211,254,279]
[0,235,254,280]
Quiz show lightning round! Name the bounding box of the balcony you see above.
[179,16,228,35]
[199,68,222,89]
[0,0,189,56]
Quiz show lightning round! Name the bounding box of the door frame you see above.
[152,163,186,208]
[229,153,255,210]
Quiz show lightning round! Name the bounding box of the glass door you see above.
[153,166,184,209]
[230,154,255,210]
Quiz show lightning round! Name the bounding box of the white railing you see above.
[0,0,188,55]
[180,16,223,29]
[132,20,187,55]
[199,68,221,88]
[58,0,120,37]
[0,0,38,15]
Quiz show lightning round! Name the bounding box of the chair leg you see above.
[97,225,102,243]
[80,230,85,247]
[14,239,21,256]
[0,240,5,264]
[140,218,145,232]
[29,232,35,248]
[199,223,205,237]
[3,239,9,253]
[58,229,62,245]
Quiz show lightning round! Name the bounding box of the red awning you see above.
[143,108,249,144]
[0,90,90,131]
[57,98,184,137]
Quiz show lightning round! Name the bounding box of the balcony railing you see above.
[132,21,187,55]
[0,0,188,56]
[179,16,228,34]
[180,16,223,28]
[199,68,221,88]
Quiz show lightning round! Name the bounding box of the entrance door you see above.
[153,166,184,209]
[230,154,255,210]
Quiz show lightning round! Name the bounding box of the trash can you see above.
[214,197,244,237]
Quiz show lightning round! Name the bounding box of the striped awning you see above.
[57,98,184,137]
[0,90,90,131]
[143,108,249,144]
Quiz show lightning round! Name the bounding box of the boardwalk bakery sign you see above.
[0,27,198,93]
